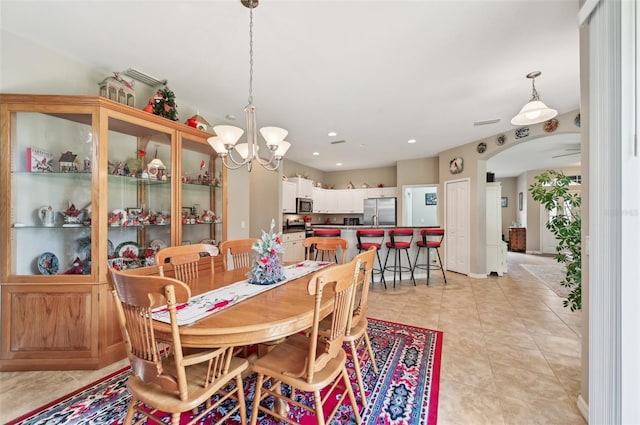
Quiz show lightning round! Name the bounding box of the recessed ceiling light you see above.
[408,139,417,144]
[328,131,337,137]
[336,162,343,166]
[312,152,319,156]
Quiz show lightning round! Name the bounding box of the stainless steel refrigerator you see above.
[363,197,397,226]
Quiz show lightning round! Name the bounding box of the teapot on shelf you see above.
[38,205,55,227]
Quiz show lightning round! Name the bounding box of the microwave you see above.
[296,197,313,214]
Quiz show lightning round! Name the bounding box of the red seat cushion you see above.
[386,241,411,249]
[359,242,382,250]
[313,229,341,237]
[416,241,441,248]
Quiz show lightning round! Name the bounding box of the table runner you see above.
[152,260,331,326]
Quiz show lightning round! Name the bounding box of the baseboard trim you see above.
[577,394,588,422]
[468,272,487,279]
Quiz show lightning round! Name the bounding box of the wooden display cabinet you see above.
[0,94,226,370]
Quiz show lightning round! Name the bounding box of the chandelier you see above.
[511,71,558,126]
[208,0,290,171]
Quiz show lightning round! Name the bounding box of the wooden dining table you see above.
[150,265,337,349]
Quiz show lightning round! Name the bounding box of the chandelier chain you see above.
[248,0,254,105]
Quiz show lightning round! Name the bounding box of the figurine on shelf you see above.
[201,210,217,223]
[60,202,83,225]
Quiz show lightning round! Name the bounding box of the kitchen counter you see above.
[282,229,306,234]
[307,226,439,283]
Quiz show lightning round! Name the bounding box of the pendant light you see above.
[511,71,558,126]
[208,0,290,171]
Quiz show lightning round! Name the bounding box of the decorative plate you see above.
[38,252,59,275]
[115,241,141,259]
[107,239,115,257]
[496,134,506,146]
[543,118,559,133]
[515,127,530,139]
[149,239,168,252]
[476,142,487,154]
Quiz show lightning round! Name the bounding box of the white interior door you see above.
[445,179,470,275]
[540,203,558,254]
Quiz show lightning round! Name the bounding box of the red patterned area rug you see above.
[8,319,442,425]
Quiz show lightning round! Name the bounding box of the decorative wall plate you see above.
[38,252,59,275]
[477,142,487,154]
[515,127,530,139]
[449,157,464,174]
[496,134,506,146]
[543,118,559,133]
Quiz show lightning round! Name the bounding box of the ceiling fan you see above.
[552,144,581,158]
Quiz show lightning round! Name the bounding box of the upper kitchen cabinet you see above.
[282,180,296,213]
[290,177,314,199]
[366,187,397,198]
[0,94,225,371]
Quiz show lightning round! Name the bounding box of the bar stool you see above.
[383,228,416,287]
[356,229,387,289]
[413,228,447,285]
[313,228,341,237]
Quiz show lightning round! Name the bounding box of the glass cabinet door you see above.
[106,118,173,270]
[10,111,95,277]
[179,136,222,246]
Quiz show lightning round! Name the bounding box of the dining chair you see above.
[155,243,218,289]
[303,236,348,263]
[108,269,248,425]
[249,257,362,425]
[344,246,379,407]
[219,238,259,272]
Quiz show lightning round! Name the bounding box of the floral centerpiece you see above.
[248,219,285,285]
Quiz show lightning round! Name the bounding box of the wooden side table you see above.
[509,227,526,252]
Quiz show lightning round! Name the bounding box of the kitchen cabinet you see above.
[282,180,296,213]
[281,232,305,262]
[0,94,226,371]
[486,183,507,276]
[509,227,526,252]
[366,187,397,198]
[312,187,326,213]
[313,188,365,214]
[289,177,314,199]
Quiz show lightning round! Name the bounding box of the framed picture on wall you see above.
[518,192,523,211]
[425,193,437,205]
[501,197,508,208]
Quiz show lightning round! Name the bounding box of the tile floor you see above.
[0,252,586,424]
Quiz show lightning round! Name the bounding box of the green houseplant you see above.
[528,170,582,311]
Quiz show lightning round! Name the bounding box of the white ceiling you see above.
[0,0,581,173]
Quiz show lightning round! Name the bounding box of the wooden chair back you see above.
[304,257,360,381]
[219,238,258,271]
[108,268,248,424]
[108,269,191,395]
[348,246,376,335]
[303,236,348,263]
[155,243,218,288]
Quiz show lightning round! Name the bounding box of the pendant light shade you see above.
[511,71,557,126]
[208,0,290,172]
